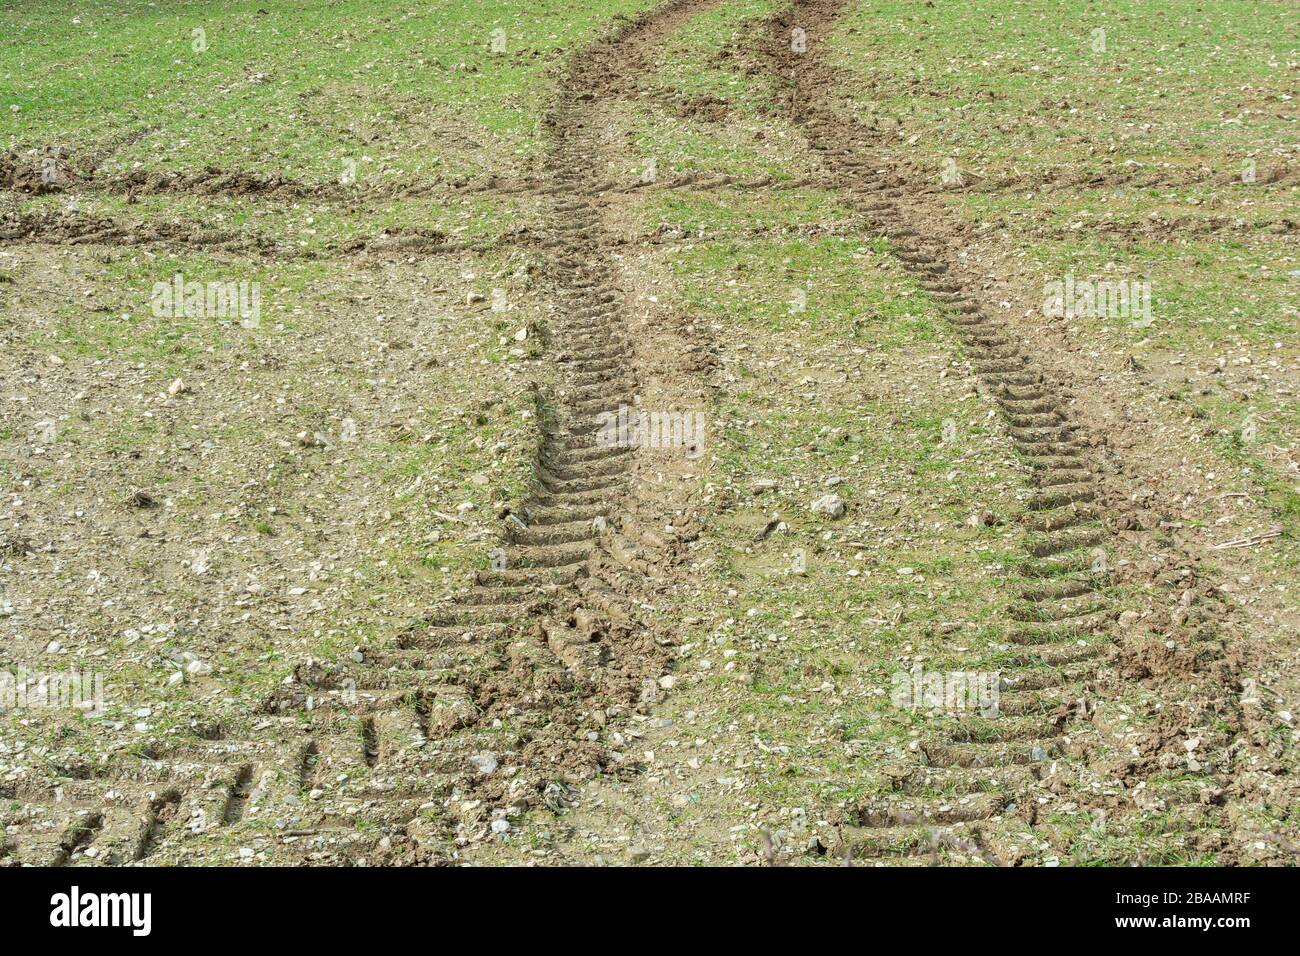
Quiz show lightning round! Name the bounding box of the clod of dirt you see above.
[0,534,35,557]
[127,489,159,509]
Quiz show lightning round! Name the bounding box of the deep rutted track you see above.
[745,0,1246,864]
[1,6,705,867]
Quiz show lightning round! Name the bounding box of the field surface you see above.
[1,0,1296,866]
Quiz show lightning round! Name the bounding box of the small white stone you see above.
[810,493,846,519]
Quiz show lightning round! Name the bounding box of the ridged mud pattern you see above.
[50,812,104,867]
[222,765,257,825]
[0,2,705,868]
[748,0,1242,865]
[138,790,182,861]
[268,0,722,860]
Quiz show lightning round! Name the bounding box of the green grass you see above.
[2,0,660,181]
[829,0,1299,570]
[830,0,1296,182]
[651,0,780,108]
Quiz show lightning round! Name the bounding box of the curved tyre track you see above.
[1,2,711,867]
[745,0,1246,865]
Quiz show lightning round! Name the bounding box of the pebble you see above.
[810,493,846,519]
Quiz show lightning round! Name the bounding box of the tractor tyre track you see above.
[1,1,716,867]
[746,0,1252,865]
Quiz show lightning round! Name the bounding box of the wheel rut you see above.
[1,1,712,867]
[743,0,1247,865]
